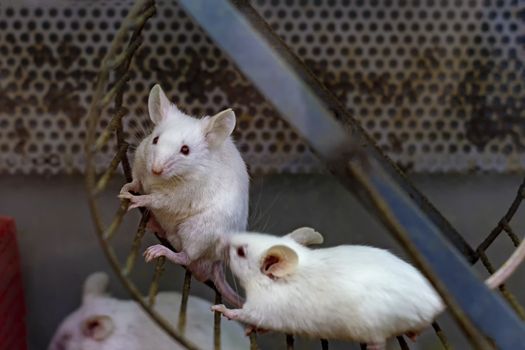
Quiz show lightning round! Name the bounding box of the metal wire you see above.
[476,176,525,319]
[286,334,294,350]
[214,292,222,350]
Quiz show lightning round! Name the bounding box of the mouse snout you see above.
[152,166,163,176]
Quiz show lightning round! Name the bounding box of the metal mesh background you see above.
[1,0,524,174]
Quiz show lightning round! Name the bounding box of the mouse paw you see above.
[211,304,238,320]
[119,181,140,196]
[118,193,150,211]
[144,244,171,262]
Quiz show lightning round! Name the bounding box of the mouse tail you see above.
[485,239,525,289]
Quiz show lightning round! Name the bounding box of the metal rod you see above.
[214,292,222,350]
[122,212,149,276]
[148,256,165,308]
[93,143,129,195]
[102,199,129,240]
[108,36,144,70]
[175,1,525,347]
[177,270,192,333]
[100,72,130,108]
[94,107,128,151]
[286,334,294,350]
[396,336,409,350]
[432,322,451,350]
[249,333,258,350]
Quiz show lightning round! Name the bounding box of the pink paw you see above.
[119,181,140,195]
[144,244,170,262]
[211,304,235,320]
[118,192,149,211]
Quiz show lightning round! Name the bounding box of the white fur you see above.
[48,273,248,350]
[130,85,249,276]
[227,232,444,344]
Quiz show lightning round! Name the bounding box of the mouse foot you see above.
[144,245,189,265]
[244,325,268,336]
[211,304,239,321]
[405,331,419,342]
[366,342,386,350]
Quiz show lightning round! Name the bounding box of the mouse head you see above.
[48,273,117,350]
[228,228,323,286]
[145,84,236,179]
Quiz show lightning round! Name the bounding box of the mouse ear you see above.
[261,245,298,278]
[81,315,114,341]
[285,227,324,246]
[83,272,109,303]
[204,108,236,148]
[148,84,172,124]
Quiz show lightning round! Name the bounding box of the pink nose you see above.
[152,167,163,176]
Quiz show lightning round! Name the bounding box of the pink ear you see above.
[204,108,236,148]
[262,254,281,275]
[82,315,114,341]
[260,245,298,278]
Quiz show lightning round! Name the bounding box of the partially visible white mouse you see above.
[118,84,249,306]
[213,228,524,350]
[48,272,249,350]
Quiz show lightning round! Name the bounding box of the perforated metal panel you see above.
[1,0,524,174]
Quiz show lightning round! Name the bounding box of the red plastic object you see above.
[0,217,27,350]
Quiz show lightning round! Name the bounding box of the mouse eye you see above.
[180,145,190,155]
[236,246,246,258]
[152,136,159,145]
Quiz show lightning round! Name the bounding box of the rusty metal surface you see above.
[1,0,525,174]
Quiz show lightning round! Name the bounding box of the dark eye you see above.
[180,145,190,155]
[152,136,159,145]
[236,246,246,258]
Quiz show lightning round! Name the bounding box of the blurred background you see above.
[0,0,524,349]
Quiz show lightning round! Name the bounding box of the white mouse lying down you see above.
[48,272,248,350]
[213,228,523,350]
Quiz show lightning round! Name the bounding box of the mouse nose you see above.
[152,167,163,176]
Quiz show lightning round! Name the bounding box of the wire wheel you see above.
[83,1,524,349]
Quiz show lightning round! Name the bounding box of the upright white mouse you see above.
[213,228,524,350]
[48,272,249,350]
[118,84,249,306]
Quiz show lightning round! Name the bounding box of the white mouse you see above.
[118,84,249,306]
[212,228,524,350]
[48,272,249,350]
